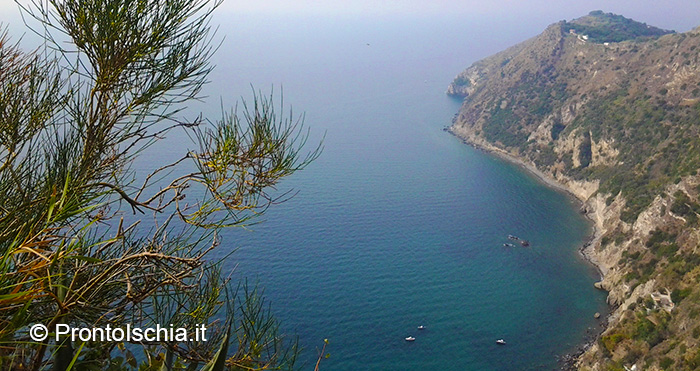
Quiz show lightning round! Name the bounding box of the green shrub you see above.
[671,288,692,304]
[601,333,627,352]
[659,356,674,369]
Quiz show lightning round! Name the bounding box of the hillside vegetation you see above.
[563,11,673,43]
[448,11,700,371]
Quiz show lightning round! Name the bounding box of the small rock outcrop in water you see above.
[448,10,700,370]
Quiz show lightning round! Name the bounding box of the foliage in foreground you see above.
[0,0,320,369]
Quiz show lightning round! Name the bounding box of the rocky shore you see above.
[558,315,608,370]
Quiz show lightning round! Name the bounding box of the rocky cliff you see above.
[449,11,700,371]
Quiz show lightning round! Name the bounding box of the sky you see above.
[220,0,699,31]
[0,1,699,32]
[214,0,700,29]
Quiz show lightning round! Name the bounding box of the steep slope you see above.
[448,11,700,371]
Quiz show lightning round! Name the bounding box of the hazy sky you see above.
[1,1,699,32]
[221,0,697,19]
[220,0,698,31]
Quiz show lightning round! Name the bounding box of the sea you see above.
[3,9,609,371]
[149,12,608,371]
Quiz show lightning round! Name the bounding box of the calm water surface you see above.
[143,13,608,371]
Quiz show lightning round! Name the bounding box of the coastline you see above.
[444,126,606,279]
[445,126,610,369]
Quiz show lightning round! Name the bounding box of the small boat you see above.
[496,339,506,345]
[521,240,530,247]
[507,235,519,240]
[503,243,515,247]
[405,336,415,342]
[417,326,425,330]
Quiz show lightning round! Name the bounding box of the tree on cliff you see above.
[0,0,320,369]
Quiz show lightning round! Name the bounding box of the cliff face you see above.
[449,11,700,371]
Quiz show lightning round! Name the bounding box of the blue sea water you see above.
[140,13,609,371]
